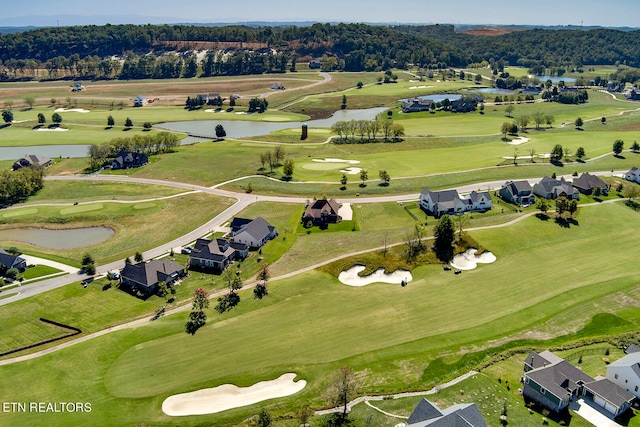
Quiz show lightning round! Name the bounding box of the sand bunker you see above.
[33,127,68,132]
[162,373,306,416]
[409,85,429,89]
[339,265,412,287]
[204,109,226,113]
[313,158,360,164]
[339,167,362,175]
[54,108,90,113]
[450,249,496,271]
[338,203,353,220]
[507,137,530,145]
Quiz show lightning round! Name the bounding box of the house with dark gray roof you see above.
[499,180,535,206]
[120,259,185,296]
[402,98,433,113]
[231,217,277,249]
[533,176,580,200]
[523,351,634,417]
[406,398,487,427]
[0,247,27,272]
[189,238,248,272]
[572,173,609,195]
[133,95,148,107]
[302,198,341,226]
[110,151,148,170]
[12,155,53,171]
[420,189,492,218]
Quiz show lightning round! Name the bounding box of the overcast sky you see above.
[3,0,639,27]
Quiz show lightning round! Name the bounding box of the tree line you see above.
[0,167,44,207]
[3,23,638,82]
[331,119,404,143]
[87,132,180,169]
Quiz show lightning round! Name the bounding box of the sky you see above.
[2,0,639,28]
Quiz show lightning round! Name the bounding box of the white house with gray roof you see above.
[625,167,640,184]
[606,351,640,398]
[231,217,277,249]
[420,189,492,218]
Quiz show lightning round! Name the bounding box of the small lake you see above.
[529,75,577,83]
[158,107,388,139]
[0,226,114,250]
[399,94,462,103]
[0,144,92,161]
[464,88,515,95]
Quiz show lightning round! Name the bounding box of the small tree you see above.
[124,117,133,128]
[107,115,115,127]
[186,287,209,334]
[143,122,152,130]
[328,366,357,417]
[359,169,368,187]
[2,110,14,124]
[256,408,272,427]
[5,268,19,280]
[134,251,144,263]
[434,215,455,262]
[37,113,46,124]
[537,198,549,216]
[24,96,35,109]
[254,263,270,300]
[356,81,363,89]
[52,112,62,124]
[341,94,347,109]
[551,144,564,162]
[631,141,640,153]
[340,174,348,189]
[282,158,294,177]
[378,170,390,186]
[576,146,586,161]
[613,139,624,156]
[192,288,210,310]
[504,104,515,117]
[501,122,512,139]
[215,124,226,138]
[575,117,583,128]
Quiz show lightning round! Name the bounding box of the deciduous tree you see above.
[613,139,624,156]
[434,215,455,261]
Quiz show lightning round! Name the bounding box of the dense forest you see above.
[0,23,638,81]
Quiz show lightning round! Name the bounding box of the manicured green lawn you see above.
[27,180,184,203]
[0,193,234,264]
[2,202,640,426]
[20,265,63,280]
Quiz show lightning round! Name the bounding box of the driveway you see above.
[570,398,623,427]
[21,255,78,274]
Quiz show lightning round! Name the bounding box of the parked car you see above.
[181,246,192,254]
[454,269,462,275]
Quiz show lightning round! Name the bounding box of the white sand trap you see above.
[450,249,496,271]
[162,373,306,416]
[11,120,30,124]
[339,167,362,175]
[338,202,353,220]
[538,153,551,159]
[33,127,68,131]
[409,85,428,89]
[507,137,530,145]
[54,108,90,113]
[313,158,360,164]
[339,265,412,287]
[204,109,227,113]
[235,111,247,115]
[502,156,532,160]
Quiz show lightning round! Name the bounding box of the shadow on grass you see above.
[555,217,579,228]
[535,213,550,221]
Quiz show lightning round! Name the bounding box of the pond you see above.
[399,93,463,103]
[0,226,115,250]
[0,144,92,161]
[530,75,577,83]
[464,87,515,95]
[157,107,388,138]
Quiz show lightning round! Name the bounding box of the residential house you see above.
[402,98,433,113]
[625,344,640,354]
[133,95,148,107]
[606,351,640,399]
[269,83,285,90]
[523,351,634,417]
[231,217,277,249]
[189,238,248,272]
[309,59,321,69]
[521,85,542,95]
[533,176,580,200]
[499,180,535,206]
[420,189,466,217]
[12,154,53,171]
[109,151,149,169]
[0,247,27,271]
[72,81,83,92]
[420,189,492,218]
[302,198,341,226]
[624,167,640,184]
[572,172,609,195]
[406,398,487,427]
[120,259,185,296]
[450,99,477,112]
[625,88,640,101]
